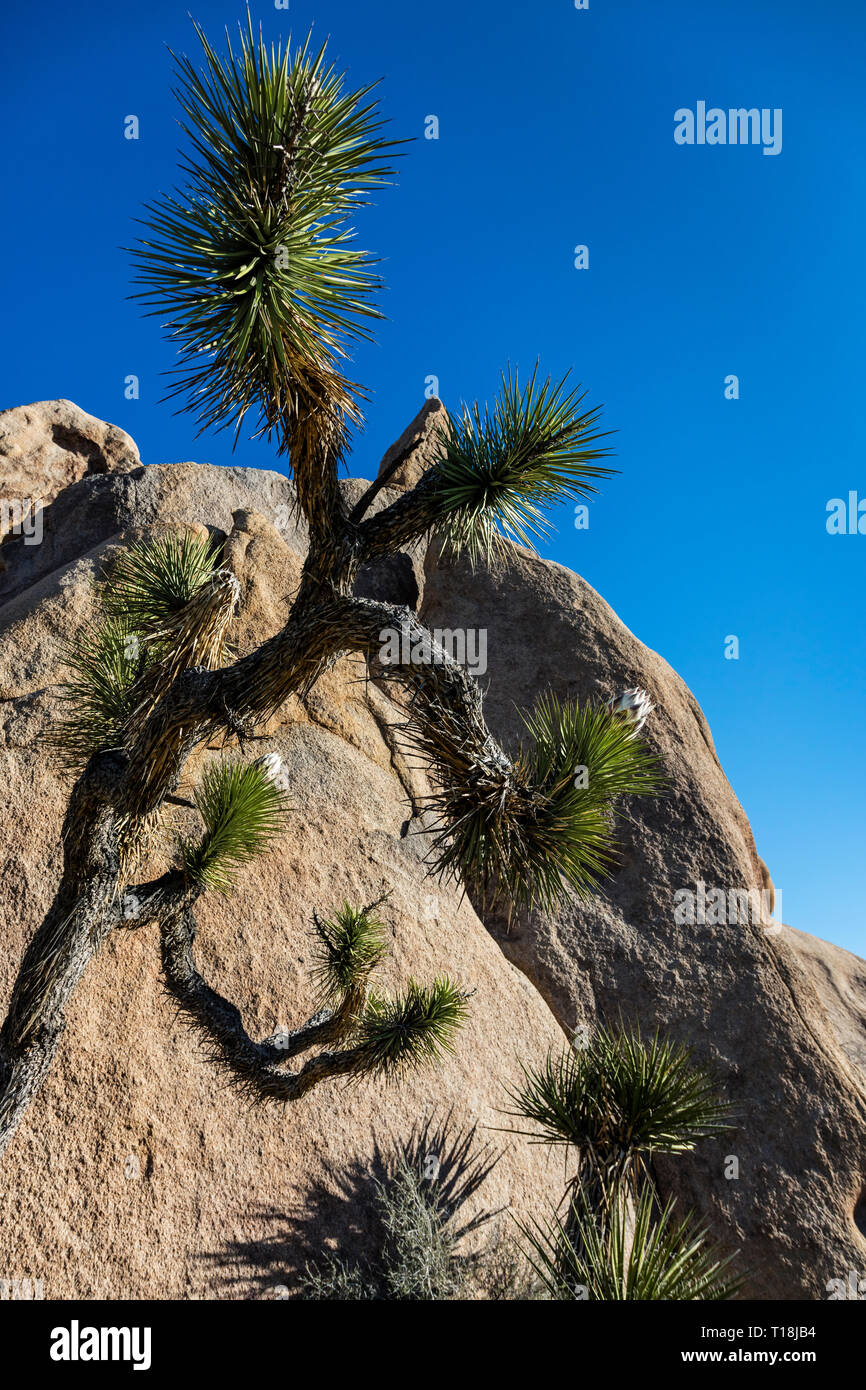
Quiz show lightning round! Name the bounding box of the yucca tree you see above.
[507,1024,741,1299]
[520,1184,741,1302]
[0,17,660,1159]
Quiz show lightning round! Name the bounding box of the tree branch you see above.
[356,469,444,560]
[0,752,130,1158]
[160,903,375,1101]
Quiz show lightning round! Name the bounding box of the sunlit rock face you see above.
[0,400,863,1300]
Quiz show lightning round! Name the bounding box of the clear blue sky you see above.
[2,0,864,954]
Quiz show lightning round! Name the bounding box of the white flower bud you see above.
[605,687,653,735]
[253,752,283,783]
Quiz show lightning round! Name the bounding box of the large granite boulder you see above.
[0,410,563,1299]
[0,399,863,1300]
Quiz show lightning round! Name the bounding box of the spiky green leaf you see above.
[49,616,148,770]
[431,367,614,566]
[505,1023,731,1165]
[411,690,661,913]
[103,531,222,634]
[355,978,470,1076]
[519,1184,741,1301]
[180,758,290,892]
[310,901,389,1005]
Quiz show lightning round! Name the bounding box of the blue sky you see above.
[2,0,864,954]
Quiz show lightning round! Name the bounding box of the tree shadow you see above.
[200,1111,501,1299]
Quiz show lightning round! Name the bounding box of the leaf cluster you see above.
[431,367,614,566]
[50,531,226,770]
[505,1023,731,1167]
[414,690,661,913]
[180,758,290,893]
[520,1184,742,1301]
[129,15,400,447]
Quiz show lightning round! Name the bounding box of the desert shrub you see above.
[300,1116,539,1301]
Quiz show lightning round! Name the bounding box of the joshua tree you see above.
[0,19,660,1158]
[507,1023,742,1299]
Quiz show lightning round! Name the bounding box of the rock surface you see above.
[0,400,139,552]
[786,926,866,1077]
[373,397,447,492]
[0,437,563,1299]
[0,400,864,1300]
[420,540,866,1300]
[350,400,448,610]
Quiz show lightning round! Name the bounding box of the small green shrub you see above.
[300,1117,538,1301]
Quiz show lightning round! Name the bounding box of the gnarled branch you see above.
[160,904,369,1101]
